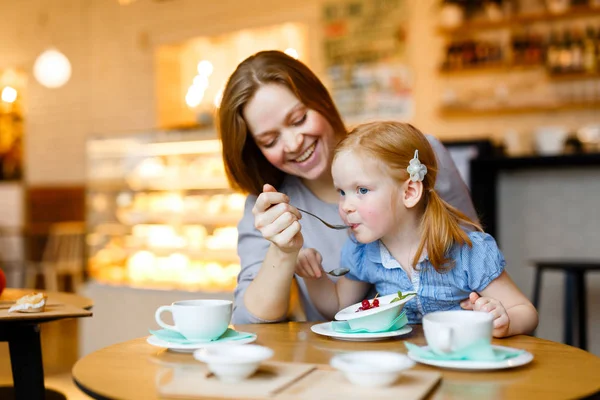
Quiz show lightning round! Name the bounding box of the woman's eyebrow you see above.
[254,103,304,138]
[284,103,304,122]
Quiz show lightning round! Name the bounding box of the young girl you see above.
[219,50,477,324]
[295,121,538,338]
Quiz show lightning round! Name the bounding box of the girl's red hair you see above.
[335,121,482,271]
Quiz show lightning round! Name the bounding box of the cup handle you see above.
[155,306,177,331]
[437,327,453,353]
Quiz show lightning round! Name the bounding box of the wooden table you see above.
[72,322,600,400]
[0,288,93,400]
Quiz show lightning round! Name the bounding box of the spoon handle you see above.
[296,207,349,230]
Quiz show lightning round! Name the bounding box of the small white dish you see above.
[334,292,416,331]
[311,322,412,341]
[146,334,257,353]
[193,344,274,383]
[331,351,415,387]
[407,345,534,371]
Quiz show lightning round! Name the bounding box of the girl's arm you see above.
[296,247,370,319]
[303,276,370,320]
[464,271,539,337]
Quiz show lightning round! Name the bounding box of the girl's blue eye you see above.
[338,189,345,196]
[358,187,369,195]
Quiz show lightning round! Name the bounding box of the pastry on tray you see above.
[8,292,48,313]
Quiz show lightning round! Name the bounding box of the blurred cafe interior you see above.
[0,0,599,397]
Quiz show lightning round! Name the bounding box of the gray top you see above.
[232,135,478,324]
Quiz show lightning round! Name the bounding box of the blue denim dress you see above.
[342,231,505,324]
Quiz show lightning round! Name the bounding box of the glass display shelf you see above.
[86,128,244,292]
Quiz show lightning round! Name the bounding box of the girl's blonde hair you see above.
[335,121,482,272]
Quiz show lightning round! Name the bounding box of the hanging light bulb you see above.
[1,87,18,103]
[33,48,72,89]
[284,48,299,59]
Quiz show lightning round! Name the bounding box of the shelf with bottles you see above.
[439,99,600,117]
[440,62,545,75]
[438,4,600,35]
[440,25,600,76]
[548,70,600,79]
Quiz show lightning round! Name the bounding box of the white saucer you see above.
[310,322,412,341]
[146,334,257,353]
[407,345,534,371]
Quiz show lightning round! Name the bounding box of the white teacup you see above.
[155,299,232,341]
[423,310,493,355]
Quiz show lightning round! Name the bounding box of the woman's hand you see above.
[252,183,303,253]
[295,248,325,279]
[461,292,510,337]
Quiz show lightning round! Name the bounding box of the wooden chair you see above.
[40,221,86,292]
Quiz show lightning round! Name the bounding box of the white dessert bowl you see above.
[330,351,415,387]
[334,292,416,331]
[193,344,273,383]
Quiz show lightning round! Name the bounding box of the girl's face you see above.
[243,84,337,182]
[332,150,403,244]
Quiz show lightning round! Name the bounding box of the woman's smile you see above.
[294,142,316,163]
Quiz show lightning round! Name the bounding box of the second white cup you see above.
[423,310,493,355]
[155,299,232,341]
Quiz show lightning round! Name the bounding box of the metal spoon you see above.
[296,207,350,230]
[326,267,350,277]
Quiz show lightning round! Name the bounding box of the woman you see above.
[218,50,477,324]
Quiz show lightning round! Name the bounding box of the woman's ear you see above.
[403,179,423,208]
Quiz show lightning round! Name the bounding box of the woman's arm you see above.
[233,185,303,323]
[243,244,300,321]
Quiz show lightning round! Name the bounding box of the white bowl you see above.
[334,292,416,331]
[330,351,415,387]
[193,344,273,383]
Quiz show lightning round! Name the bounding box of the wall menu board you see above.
[322,0,414,122]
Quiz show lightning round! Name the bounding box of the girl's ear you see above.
[403,179,423,208]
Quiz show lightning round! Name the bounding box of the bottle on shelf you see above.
[596,25,600,71]
[570,28,585,73]
[583,26,597,73]
[558,30,573,73]
[546,30,560,72]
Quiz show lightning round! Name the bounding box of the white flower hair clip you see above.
[407,150,427,182]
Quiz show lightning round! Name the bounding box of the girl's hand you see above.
[295,248,325,279]
[253,184,303,253]
[461,292,510,337]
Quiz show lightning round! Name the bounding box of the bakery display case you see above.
[85,128,244,292]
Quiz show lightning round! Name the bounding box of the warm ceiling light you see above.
[1,86,17,103]
[284,48,299,59]
[197,60,213,77]
[33,49,72,89]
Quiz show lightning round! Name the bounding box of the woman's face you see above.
[243,84,337,182]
